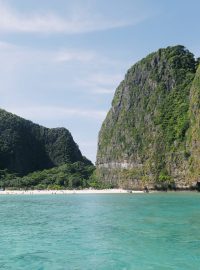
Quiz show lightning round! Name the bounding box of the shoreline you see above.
[0,189,198,195]
[0,189,145,195]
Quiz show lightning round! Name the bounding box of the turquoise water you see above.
[0,193,200,270]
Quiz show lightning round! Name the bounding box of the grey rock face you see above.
[97,45,200,189]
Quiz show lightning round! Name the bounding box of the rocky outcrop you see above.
[0,109,91,175]
[97,45,200,189]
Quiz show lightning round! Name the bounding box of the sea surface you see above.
[0,193,200,270]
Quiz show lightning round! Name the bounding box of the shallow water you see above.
[0,193,200,270]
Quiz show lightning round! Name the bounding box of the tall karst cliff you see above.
[97,45,200,189]
[188,64,200,181]
[0,109,91,176]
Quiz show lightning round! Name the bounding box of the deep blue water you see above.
[0,193,200,270]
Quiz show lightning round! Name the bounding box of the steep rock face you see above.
[97,45,200,189]
[187,65,200,181]
[0,109,91,175]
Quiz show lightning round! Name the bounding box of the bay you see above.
[0,193,200,270]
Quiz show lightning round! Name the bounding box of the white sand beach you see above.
[0,189,145,195]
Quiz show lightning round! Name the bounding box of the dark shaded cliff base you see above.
[97,45,200,190]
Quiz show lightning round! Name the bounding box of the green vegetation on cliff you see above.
[187,65,200,180]
[0,109,95,189]
[97,45,200,189]
[0,162,95,190]
[0,109,91,176]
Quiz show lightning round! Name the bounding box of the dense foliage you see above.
[0,109,91,176]
[0,162,103,190]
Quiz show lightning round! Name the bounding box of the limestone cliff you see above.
[187,65,200,181]
[97,45,200,189]
[0,109,91,176]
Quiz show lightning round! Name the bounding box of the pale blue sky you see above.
[0,0,199,163]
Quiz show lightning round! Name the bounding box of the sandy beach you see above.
[0,189,144,195]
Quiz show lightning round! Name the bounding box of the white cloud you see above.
[75,73,124,95]
[54,50,96,62]
[0,40,126,108]
[91,87,115,94]
[0,40,116,66]
[0,2,143,34]
[0,40,16,49]
[0,41,103,73]
[6,106,107,121]
[87,73,123,86]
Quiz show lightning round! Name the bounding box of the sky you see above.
[0,0,200,163]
